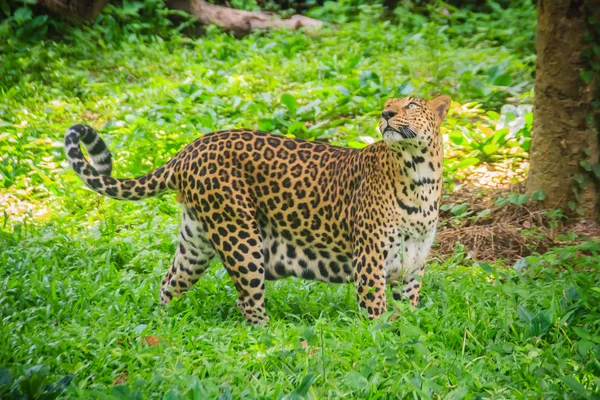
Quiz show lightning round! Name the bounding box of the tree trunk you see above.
[38,0,108,20]
[527,0,600,220]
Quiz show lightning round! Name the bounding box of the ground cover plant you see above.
[1,1,600,398]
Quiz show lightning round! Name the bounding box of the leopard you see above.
[64,94,451,325]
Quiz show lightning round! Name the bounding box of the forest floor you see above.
[1,2,599,398]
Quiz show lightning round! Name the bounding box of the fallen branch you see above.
[165,0,325,37]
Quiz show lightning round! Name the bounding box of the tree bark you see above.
[527,0,600,220]
[165,0,324,38]
[38,0,108,20]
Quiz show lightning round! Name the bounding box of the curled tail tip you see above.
[65,123,113,176]
[66,123,93,137]
[64,124,94,148]
[64,123,173,201]
[69,123,91,130]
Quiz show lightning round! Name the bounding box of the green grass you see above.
[2,225,600,398]
[1,2,600,398]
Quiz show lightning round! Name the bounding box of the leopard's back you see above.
[175,130,360,284]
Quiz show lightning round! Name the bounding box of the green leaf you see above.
[30,14,48,29]
[578,340,595,356]
[133,323,147,334]
[0,0,10,16]
[572,326,593,341]
[592,163,600,178]
[217,389,233,400]
[492,128,509,145]
[517,305,533,323]
[347,140,368,149]
[359,70,379,86]
[517,194,529,205]
[476,208,491,219]
[450,203,468,216]
[486,110,500,120]
[13,6,32,25]
[449,131,464,145]
[301,326,318,346]
[291,373,317,397]
[479,262,493,273]
[344,371,368,391]
[0,367,11,395]
[561,376,588,396]
[492,73,512,86]
[495,196,510,206]
[530,190,546,201]
[40,374,75,399]
[580,69,593,84]
[280,93,297,114]
[580,160,592,171]
[19,365,50,400]
[526,309,552,337]
[287,121,307,135]
[482,143,499,156]
[258,118,274,132]
[112,385,131,399]
[336,86,350,97]
[0,22,10,36]
[573,173,585,187]
[24,365,49,377]
[508,193,528,206]
[513,258,527,272]
[456,157,480,169]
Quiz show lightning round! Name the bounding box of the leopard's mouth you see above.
[383,125,418,139]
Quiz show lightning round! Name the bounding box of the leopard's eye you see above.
[407,102,419,109]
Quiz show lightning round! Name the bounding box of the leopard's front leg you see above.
[353,241,387,319]
[390,264,424,307]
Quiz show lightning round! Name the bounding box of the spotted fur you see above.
[65,95,451,324]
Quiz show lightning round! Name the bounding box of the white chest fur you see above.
[384,229,435,282]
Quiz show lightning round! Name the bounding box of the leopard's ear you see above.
[428,95,451,124]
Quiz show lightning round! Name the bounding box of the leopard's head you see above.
[379,95,451,150]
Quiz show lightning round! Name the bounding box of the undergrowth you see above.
[1,1,599,398]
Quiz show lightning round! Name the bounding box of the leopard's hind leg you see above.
[201,205,268,325]
[160,206,215,304]
[217,217,268,325]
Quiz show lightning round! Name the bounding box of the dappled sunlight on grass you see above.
[455,158,529,189]
[0,192,55,223]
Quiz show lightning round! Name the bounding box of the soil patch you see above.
[433,183,600,264]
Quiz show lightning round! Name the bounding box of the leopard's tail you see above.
[64,124,177,200]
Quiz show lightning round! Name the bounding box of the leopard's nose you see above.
[382,110,397,120]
